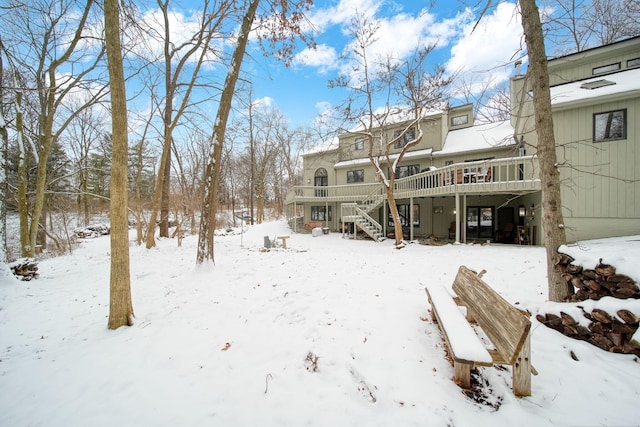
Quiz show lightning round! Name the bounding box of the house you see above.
[285,36,640,244]
[511,35,640,242]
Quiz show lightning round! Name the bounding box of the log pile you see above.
[9,258,39,281]
[556,254,640,302]
[536,308,640,356]
[538,254,640,355]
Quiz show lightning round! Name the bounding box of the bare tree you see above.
[543,0,640,54]
[105,0,134,329]
[330,14,451,247]
[0,44,8,265]
[455,75,512,123]
[519,0,570,301]
[197,0,261,263]
[65,100,106,226]
[1,0,108,257]
[144,0,234,249]
[196,0,313,264]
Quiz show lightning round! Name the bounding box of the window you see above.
[444,160,454,166]
[347,169,364,183]
[388,204,419,227]
[354,138,365,150]
[451,115,469,126]
[628,58,640,68]
[592,62,620,75]
[314,168,328,197]
[593,109,626,142]
[394,164,420,179]
[393,127,416,149]
[311,206,332,221]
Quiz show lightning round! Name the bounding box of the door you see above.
[466,206,494,240]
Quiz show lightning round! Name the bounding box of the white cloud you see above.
[309,0,384,32]
[294,44,339,73]
[121,8,224,66]
[446,2,524,85]
[364,11,465,63]
[253,96,274,108]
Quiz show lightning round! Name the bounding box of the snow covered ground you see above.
[1,220,639,427]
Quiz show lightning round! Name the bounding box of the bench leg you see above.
[453,361,473,388]
[513,332,532,397]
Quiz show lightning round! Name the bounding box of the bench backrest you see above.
[452,265,531,365]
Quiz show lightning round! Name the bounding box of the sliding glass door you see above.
[466,206,494,240]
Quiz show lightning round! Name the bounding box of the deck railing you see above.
[285,155,540,204]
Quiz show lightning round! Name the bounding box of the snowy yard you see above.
[1,220,639,426]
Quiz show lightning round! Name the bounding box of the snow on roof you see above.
[334,148,434,169]
[345,107,444,133]
[436,120,515,156]
[550,68,640,108]
[303,136,339,156]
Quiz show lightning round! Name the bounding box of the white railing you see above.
[341,203,383,241]
[285,155,540,204]
[285,182,384,204]
[394,155,540,198]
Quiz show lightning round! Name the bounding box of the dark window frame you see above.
[347,169,364,183]
[451,115,469,126]
[393,164,420,179]
[393,127,416,149]
[627,58,640,68]
[311,206,332,221]
[592,62,621,75]
[388,204,420,227]
[593,109,627,142]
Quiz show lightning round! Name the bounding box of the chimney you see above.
[514,60,522,75]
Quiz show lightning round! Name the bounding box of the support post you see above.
[513,331,532,396]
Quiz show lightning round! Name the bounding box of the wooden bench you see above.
[303,221,322,230]
[276,235,290,249]
[425,265,533,396]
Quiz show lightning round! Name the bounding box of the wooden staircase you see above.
[341,188,385,242]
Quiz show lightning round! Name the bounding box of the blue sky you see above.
[243,0,525,127]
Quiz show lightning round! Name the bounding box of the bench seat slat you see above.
[425,284,493,365]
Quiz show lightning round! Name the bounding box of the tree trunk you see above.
[519,0,569,301]
[387,186,404,247]
[0,83,6,264]
[160,136,171,237]
[15,86,29,257]
[105,0,134,329]
[197,0,260,264]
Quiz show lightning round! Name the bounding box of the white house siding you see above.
[554,97,640,241]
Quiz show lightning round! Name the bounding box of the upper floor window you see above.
[393,127,416,149]
[354,138,365,150]
[451,115,469,126]
[347,169,364,183]
[628,58,640,68]
[593,109,626,142]
[395,164,420,179]
[592,62,620,75]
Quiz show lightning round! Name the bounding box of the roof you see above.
[334,148,434,169]
[550,68,640,109]
[548,36,640,63]
[303,136,339,156]
[436,120,515,156]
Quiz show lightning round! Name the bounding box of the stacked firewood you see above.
[9,258,39,281]
[536,308,640,356]
[556,254,640,302]
[537,253,640,355]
